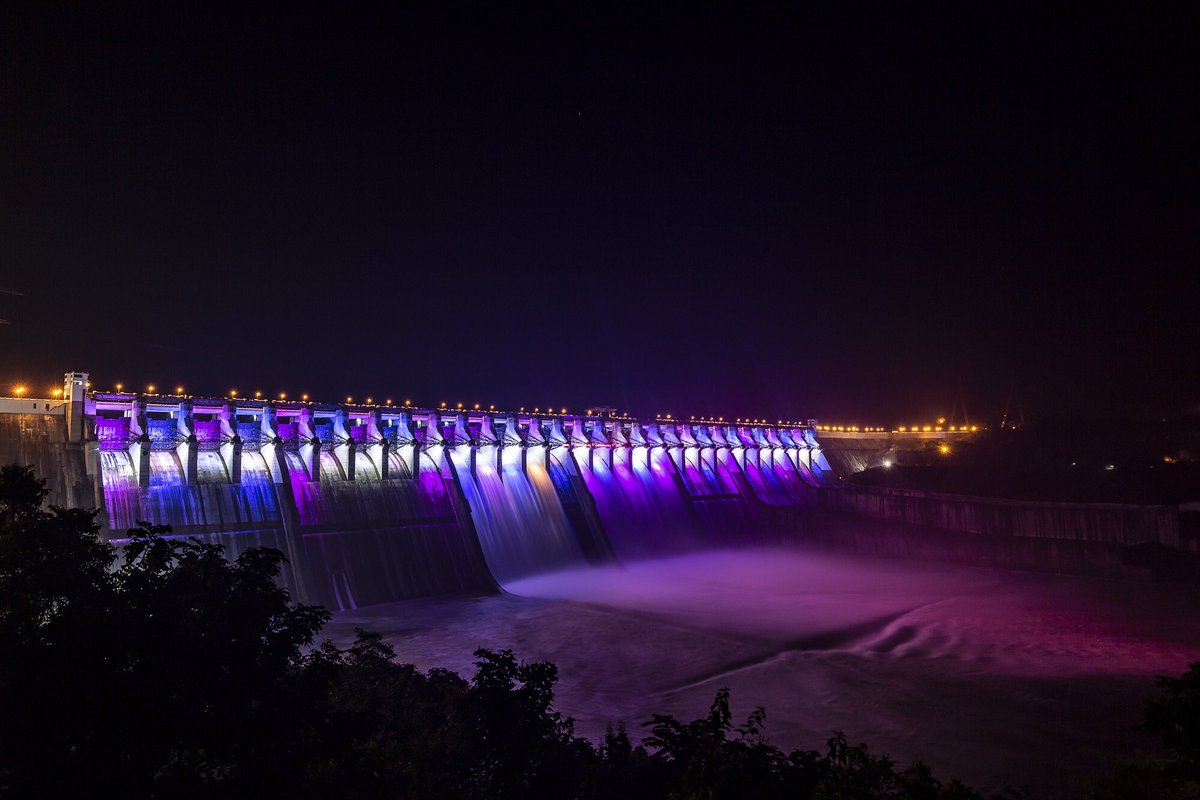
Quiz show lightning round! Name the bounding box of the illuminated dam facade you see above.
[6,372,1177,598]
[0,373,833,609]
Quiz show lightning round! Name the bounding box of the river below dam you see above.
[325,547,1200,797]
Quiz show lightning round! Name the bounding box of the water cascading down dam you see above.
[0,372,835,609]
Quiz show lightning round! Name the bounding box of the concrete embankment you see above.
[796,484,1181,578]
[0,413,92,509]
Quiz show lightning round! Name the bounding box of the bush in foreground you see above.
[1087,660,1200,799]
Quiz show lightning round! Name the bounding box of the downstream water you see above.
[326,547,1200,798]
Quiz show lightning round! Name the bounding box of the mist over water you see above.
[328,546,1200,797]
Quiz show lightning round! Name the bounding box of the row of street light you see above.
[7,382,835,430]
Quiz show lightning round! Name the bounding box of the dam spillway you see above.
[1,373,836,609]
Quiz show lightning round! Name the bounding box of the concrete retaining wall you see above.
[815,485,1179,547]
[788,485,1183,578]
[0,413,92,510]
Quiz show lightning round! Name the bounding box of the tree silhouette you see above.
[1089,661,1200,799]
[0,465,330,796]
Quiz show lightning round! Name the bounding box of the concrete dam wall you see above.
[816,485,1179,546]
[0,411,93,510]
[804,484,1180,576]
[0,380,834,609]
[3,377,1183,604]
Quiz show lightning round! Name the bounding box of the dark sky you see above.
[1,5,1196,424]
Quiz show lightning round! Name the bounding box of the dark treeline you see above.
[0,464,1196,799]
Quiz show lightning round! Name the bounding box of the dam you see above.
[5,373,1195,794]
[0,372,834,609]
[3,372,1182,609]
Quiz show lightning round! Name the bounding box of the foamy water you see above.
[326,548,1200,796]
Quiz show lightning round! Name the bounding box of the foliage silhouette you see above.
[1089,660,1200,799]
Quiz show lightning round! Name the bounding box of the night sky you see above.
[1,6,1195,424]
